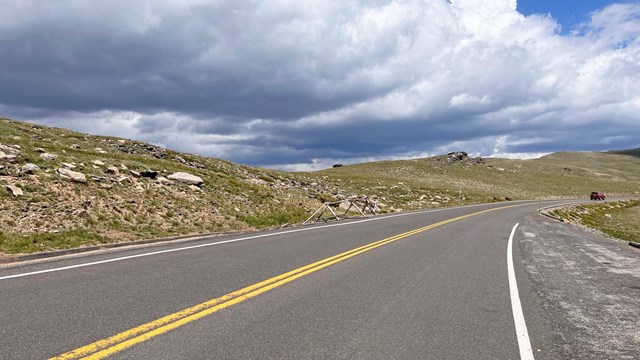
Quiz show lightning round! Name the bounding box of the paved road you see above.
[1,200,638,359]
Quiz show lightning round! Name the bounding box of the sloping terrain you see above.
[609,148,640,157]
[312,151,640,210]
[0,118,323,253]
[548,200,640,244]
[2,117,639,255]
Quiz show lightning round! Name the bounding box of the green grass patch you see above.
[0,227,110,254]
[238,210,306,228]
[551,200,640,243]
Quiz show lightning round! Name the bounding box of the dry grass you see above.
[550,200,640,243]
[2,117,639,254]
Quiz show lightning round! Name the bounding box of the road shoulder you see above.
[519,213,640,359]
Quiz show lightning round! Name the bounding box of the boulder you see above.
[0,144,20,162]
[57,168,87,183]
[140,170,158,179]
[168,172,204,186]
[6,185,23,197]
[21,163,39,174]
[40,152,57,161]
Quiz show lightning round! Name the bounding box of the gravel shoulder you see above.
[520,213,640,359]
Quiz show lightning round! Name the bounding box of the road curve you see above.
[0,199,623,359]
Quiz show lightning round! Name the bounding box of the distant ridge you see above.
[608,148,640,157]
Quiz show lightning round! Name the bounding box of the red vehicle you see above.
[590,192,606,200]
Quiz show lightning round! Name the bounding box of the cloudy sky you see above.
[1,0,639,170]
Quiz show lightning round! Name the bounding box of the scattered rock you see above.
[57,168,87,183]
[140,170,158,179]
[6,185,23,197]
[34,148,47,153]
[75,209,90,219]
[120,164,128,170]
[189,185,202,192]
[106,166,119,175]
[71,144,81,149]
[333,164,343,168]
[92,160,105,166]
[168,172,204,186]
[91,176,107,182]
[21,163,39,174]
[130,170,141,177]
[0,144,20,162]
[117,176,132,184]
[152,148,167,158]
[173,156,206,169]
[40,152,57,161]
[156,176,173,185]
[61,162,76,169]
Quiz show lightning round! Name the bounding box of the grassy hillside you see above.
[2,117,639,255]
[609,148,640,157]
[310,151,640,210]
[0,118,322,254]
[549,200,640,244]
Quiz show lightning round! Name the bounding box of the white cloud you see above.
[0,0,639,170]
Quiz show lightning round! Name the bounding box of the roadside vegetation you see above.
[549,200,640,244]
[1,117,640,255]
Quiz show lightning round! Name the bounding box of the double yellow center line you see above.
[52,204,523,359]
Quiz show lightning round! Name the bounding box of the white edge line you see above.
[0,203,490,281]
[507,223,535,360]
[0,200,564,281]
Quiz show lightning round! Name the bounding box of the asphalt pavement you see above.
[0,199,638,359]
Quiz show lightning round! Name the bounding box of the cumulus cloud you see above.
[0,0,639,169]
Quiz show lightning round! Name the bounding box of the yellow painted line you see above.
[51,203,526,360]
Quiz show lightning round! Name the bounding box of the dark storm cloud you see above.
[1,0,639,169]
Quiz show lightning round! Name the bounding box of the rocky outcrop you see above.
[168,172,204,186]
[446,151,485,165]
